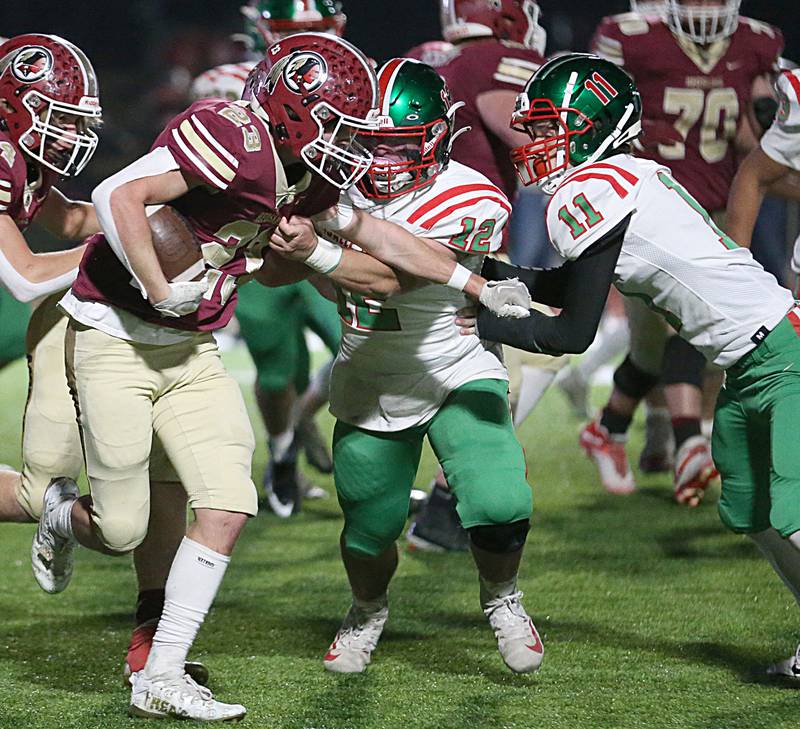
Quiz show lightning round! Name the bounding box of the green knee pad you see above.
[427,379,532,529]
[333,419,422,557]
[236,281,303,392]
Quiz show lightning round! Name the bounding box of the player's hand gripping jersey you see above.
[592,12,782,212]
[409,40,543,199]
[329,161,510,431]
[545,154,794,368]
[67,99,337,336]
[0,129,55,231]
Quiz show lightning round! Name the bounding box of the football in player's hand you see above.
[147,205,204,282]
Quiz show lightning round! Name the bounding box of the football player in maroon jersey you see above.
[0,34,213,689]
[33,33,528,720]
[582,0,783,505]
[405,0,554,551]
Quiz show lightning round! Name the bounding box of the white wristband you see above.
[312,200,355,233]
[445,263,472,292]
[305,235,343,274]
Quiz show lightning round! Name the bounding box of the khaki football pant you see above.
[15,296,84,519]
[65,319,257,553]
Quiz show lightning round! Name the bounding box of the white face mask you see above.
[665,0,741,44]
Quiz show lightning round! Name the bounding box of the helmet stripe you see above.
[377,58,408,116]
[783,70,800,104]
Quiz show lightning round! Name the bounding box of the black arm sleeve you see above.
[481,257,573,308]
[476,214,630,356]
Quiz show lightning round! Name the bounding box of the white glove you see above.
[478,278,531,319]
[152,277,209,318]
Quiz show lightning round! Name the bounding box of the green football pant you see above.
[714,312,800,537]
[333,378,532,557]
[236,280,340,394]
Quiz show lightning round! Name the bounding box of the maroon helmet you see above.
[0,34,102,176]
[440,0,546,54]
[244,32,379,189]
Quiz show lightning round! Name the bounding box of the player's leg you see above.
[662,336,717,506]
[426,379,542,674]
[37,321,158,567]
[131,337,254,720]
[580,298,664,495]
[296,281,340,474]
[325,420,422,673]
[236,280,303,516]
[556,288,630,418]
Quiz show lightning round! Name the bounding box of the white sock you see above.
[576,316,630,381]
[750,529,800,606]
[513,366,557,428]
[51,498,76,541]
[479,575,518,608]
[145,537,230,679]
[269,429,294,463]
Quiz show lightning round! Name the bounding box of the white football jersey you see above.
[760,68,800,272]
[545,154,795,368]
[329,161,510,431]
[191,61,256,101]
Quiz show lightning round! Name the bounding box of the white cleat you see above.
[673,435,718,508]
[129,671,246,721]
[579,421,636,495]
[483,591,544,674]
[323,601,389,674]
[31,477,79,594]
[767,645,800,681]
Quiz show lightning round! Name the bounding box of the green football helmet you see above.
[357,58,465,199]
[239,0,346,54]
[510,53,642,194]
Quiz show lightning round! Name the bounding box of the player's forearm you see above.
[345,208,485,297]
[0,246,84,301]
[255,252,311,287]
[726,169,771,248]
[326,248,403,299]
[38,191,100,241]
[108,187,170,302]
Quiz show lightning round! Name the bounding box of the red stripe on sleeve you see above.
[419,195,511,230]
[783,71,800,104]
[788,309,800,337]
[561,172,629,198]
[408,184,507,224]
[562,161,639,188]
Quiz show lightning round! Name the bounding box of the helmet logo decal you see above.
[283,52,328,94]
[11,46,53,83]
[585,72,618,105]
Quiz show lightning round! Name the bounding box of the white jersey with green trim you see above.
[545,153,794,368]
[760,68,800,272]
[329,161,510,432]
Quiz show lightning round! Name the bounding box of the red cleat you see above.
[579,421,636,495]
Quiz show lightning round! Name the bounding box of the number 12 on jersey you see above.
[557,193,604,239]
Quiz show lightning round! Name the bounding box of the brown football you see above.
[147,205,204,282]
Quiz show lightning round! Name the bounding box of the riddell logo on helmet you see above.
[10,46,53,83]
[283,52,328,94]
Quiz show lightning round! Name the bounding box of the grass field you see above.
[0,347,797,729]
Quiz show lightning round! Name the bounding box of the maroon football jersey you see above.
[71,99,338,332]
[592,13,783,212]
[408,39,544,199]
[0,130,55,231]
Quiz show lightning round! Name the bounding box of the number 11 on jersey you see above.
[557,193,604,239]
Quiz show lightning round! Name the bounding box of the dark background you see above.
[1,0,798,202]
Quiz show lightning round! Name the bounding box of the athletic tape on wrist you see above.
[314,202,354,232]
[446,263,472,292]
[305,235,343,274]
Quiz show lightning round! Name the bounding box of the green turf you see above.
[0,349,797,729]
